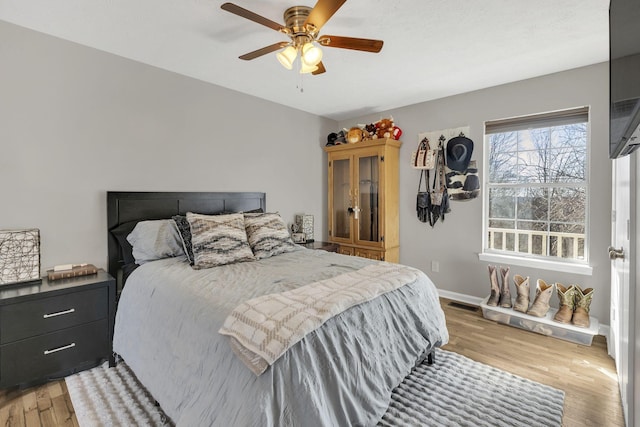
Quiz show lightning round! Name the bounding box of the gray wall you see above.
[338,63,611,324]
[0,21,335,272]
[1,20,612,325]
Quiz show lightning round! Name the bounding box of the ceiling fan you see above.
[220,0,383,75]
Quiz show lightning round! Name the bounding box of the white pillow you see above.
[126,219,185,265]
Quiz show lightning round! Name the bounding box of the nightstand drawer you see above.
[0,287,107,344]
[0,319,109,387]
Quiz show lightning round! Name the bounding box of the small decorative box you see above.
[295,214,314,243]
[0,229,41,286]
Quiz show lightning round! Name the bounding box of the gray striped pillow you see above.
[244,213,297,259]
[187,212,255,268]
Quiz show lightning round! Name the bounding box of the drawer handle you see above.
[43,308,75,319]
[44,342,76,355]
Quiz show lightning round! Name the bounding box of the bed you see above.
[107,191,448,426]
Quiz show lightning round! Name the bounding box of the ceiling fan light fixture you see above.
[277,45,297,70]
[301,42,323,67]
[222,1,383,77]
[299,61,319,74]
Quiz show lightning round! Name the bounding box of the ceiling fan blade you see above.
[312,62,326,75]
[318,35,383,53]
[239,42,289,60]
[304,0,346,32]
[221,3,284,32]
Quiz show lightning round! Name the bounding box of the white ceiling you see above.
[0,0,610,121]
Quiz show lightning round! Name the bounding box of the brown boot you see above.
[572,286,593,328]
[487,265,500,306]
[553,284,576,324]
[527,279,554,317]
[513,275,530,313]
[499,267,512,308]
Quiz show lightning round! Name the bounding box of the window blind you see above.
[485,106,589,134]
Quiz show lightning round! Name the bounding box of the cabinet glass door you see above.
[357,155,380,244]
[332,158,351,239]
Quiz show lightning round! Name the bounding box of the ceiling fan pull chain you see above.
[295,56,304,93]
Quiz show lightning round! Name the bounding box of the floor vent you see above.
[448,301,479,312]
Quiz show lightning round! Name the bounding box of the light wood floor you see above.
[0,297,625,426]
[0,380,77,427]
[440,298,625,427]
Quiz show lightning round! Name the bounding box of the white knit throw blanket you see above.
[219,263,419,375]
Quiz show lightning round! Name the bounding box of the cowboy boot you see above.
[487,265,500,306]
[527,279,554,317]
[499,266,512,308]
[553,284,576,324]
[513,275,530,313]
[572,286,594,328]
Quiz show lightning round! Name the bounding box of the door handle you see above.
[608,246,625,260]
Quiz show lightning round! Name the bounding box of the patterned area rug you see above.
[378,349,564,427]
[66,349,564,427]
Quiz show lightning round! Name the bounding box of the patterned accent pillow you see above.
[187,212,255,269]
[173,212,243,265]
[244,212,297,260]
[126,220,185,265]
[172,215,195,265]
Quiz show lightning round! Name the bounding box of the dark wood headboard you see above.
[106,191,266,279]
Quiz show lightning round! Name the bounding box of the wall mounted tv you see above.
[610,0,640,158]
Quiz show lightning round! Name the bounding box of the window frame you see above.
[479,107,593,276]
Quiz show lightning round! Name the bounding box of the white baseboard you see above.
[438,288,611,344]
[598,324,611,344]
[437,289,484,306]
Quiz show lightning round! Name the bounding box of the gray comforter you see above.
[112,248,448,426]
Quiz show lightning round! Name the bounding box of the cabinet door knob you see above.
[353,206,360,220]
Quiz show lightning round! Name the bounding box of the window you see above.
[483,107,589,266]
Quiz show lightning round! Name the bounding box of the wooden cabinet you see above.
[324,138,401,262]
[0,271,115,388]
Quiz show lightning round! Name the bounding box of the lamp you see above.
[276,45,297,70]
[276,41,323,73]
[299,62,318,74]
[301,42,322,66]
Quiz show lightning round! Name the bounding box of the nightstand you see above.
[0,270,115,389]
[300,241,339,253]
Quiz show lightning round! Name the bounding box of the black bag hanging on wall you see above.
[416,169,430,223]
[428,136,450,227]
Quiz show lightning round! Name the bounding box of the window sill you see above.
[478,252,593,276]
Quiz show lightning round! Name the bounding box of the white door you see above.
[611,154,634,425]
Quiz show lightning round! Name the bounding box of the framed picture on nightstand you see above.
[291,233,306,243]
[0,228,41,286]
